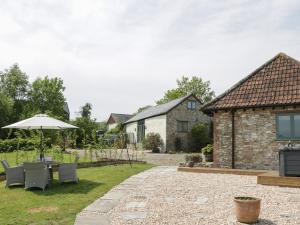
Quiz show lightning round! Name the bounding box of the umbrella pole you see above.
[40,128,44,161]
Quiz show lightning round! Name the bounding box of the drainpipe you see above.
[231,110,235,169]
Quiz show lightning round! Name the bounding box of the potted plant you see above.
[184,154,202,167]
[201,144,213,162]
[234,196,261,224]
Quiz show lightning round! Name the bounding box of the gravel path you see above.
[76,166,300,225]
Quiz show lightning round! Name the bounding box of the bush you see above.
[174,137,182,152]
[142,133,163,153]
[201,144,213,154]
[188,122,211,152]
[0,138,51,152]
[185,153,202,163]
[114,133,127,149]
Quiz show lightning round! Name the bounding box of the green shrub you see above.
[142,133,163,153]
[114,133,126,149]
[201,144,213,154]
[185,153,202,163]
[0,138,51,152]
[188,122,211,152]
[174,137,182,152]
[106,123,124,135]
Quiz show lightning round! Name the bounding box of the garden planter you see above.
[234,197,261,224]
[186,161,194,167]
[202,153,213,162]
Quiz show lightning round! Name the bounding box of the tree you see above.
[0,64,29,101]
[71,103,99,148]
[0,92,13,138]
[0,64,30,121]
[27,76,66,118]
[80,103,92,118]
[156,76,215,104]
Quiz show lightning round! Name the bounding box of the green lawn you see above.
[0,163,153,225]
[0,149,111,173]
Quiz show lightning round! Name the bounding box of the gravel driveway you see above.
[76,166,300,225]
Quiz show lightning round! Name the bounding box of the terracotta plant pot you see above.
[234,197,261,224]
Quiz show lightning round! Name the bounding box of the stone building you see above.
[107,113,133,130]
[124,93,210,152]
[202,53,300,170]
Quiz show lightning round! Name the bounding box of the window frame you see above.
[187,100,196,110]
[177,120,189,133]
[276,113,300,140]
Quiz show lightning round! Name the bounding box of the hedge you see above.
[0,138,51,152]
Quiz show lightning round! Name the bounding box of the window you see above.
[177,121,189,132]
[276,113,300,140]
[187,100,196,110]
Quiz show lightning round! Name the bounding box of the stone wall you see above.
[214,108,300,170]
[166,96,211,152]
[213,111,232,168]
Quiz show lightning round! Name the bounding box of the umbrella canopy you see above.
[2,114,78,161]
[2,114,78,130]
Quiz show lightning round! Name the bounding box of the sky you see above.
[1,0,300,121]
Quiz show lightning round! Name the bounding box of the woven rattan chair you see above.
[58,155,79,184]
[1,160,25,188]
[24,162,49,191]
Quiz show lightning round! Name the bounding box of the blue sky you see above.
[1,0,300,121]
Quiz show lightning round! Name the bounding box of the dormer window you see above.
[187,100,196,110]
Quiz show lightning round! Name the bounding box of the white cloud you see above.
[0,0,300,120]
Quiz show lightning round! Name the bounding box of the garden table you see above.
[43,161,59,183]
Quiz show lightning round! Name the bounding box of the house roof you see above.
[107,113,133,124]
[125,93,198,124]
[202,53,300,113]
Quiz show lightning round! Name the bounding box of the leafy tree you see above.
[156,76,215,104]
[0,64,30,121]
[0,92,13,138]
[0,64,29,101]
[71,103,99,148]
[80,103,92,118]
[27,76,66,119]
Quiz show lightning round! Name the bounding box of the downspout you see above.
[231,110,235,169]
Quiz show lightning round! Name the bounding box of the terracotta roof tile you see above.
[203,53,300,112]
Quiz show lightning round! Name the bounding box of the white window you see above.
[187,100,196,110]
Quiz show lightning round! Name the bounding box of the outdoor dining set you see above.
[1,156,79,191]
[0,114,80,191]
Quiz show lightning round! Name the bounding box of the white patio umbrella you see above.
[2,114,78,160]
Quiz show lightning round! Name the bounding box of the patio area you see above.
[76,166,300,225]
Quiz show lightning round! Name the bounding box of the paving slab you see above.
[195,196,209,205]
[83,199,119,213]
[101,190,127,200]
[119,212,147,220]
[125,201,146,208]
[75,214,110,225]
